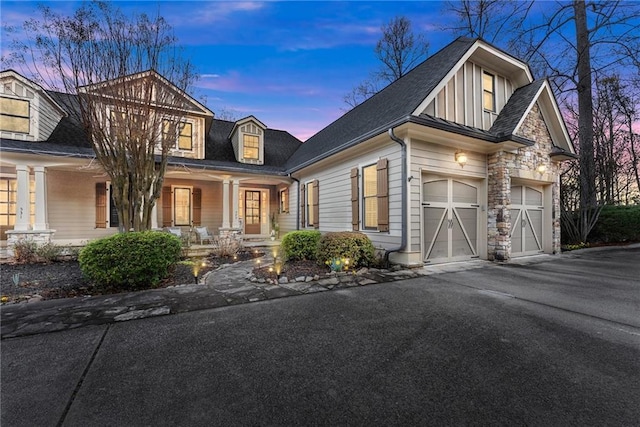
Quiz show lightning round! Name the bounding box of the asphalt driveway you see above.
[2,246,639,426]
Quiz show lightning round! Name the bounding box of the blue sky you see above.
[3,1,636,140]
[1,1,463,141]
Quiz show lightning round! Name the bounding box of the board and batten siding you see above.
[408,139,488,253]
[422,60,514,131]
[295,140,403,251]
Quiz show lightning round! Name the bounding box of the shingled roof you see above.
[284,37,478,171]
[489,79,546,137]
[3,91,302,175]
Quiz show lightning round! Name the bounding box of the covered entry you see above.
[510,184,544,255]
[423,176,480,263]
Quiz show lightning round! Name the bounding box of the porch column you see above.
[151,202,158,229]
[14,165,31,231]
[222,179,230,229]
[232,180,240,229]
[33,166,49,230]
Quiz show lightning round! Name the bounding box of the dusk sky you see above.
[2,1,632,141]
[1,1,484,141]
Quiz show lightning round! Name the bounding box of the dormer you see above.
[0,70,67,142]
[79,70,214,160]
[415,39,533,131]
[229,116,266,165]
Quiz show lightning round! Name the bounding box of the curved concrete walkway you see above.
[0,256,492,339]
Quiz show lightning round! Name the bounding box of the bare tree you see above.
[4,1,196,231]
[344,16,429,108]
[445,0,640,241]
[443,0,533,44]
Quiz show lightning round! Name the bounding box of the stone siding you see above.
[486,103,562,261]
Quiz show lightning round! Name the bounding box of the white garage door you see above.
[510,185,544,255]
[423,177,480,263]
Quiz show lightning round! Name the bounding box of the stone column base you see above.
[6,229,56,258]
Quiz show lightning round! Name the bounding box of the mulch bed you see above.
[0,250,262,304]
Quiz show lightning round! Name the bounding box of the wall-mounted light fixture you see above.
[536,164,547,174]
[455,150,468,167]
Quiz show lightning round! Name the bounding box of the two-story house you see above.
[0,37,576,265]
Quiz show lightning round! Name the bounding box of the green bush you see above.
[79,231,182,291]
[316,231,375,268]
[588,205,640,243]
[281,230,321,261]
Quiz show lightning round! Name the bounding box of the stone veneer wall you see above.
[486,103,562,261]
[5,230,56,258]
[487,151,511,261]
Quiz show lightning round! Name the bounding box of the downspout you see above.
[288,174,301,230]
[385,127,408,266]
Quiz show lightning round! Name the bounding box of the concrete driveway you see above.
[2,245,639,426]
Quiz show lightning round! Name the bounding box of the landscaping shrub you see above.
[79,231,182,291]
[36,242,63,263]
[12,239,39,264]
[316,231,375,268]
[211,234,243,258]
[281,230,321,261]
[588,205,640,243]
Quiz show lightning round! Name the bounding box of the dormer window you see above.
[230,116,266,165]
[0,97,30,134]
[483,71,496,112]
[243,134,259,160]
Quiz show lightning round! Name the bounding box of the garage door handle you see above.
[422,202,431,206]
[471,204,480,207]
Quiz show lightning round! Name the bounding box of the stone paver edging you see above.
[1,256,495,339]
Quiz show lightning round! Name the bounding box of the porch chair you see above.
[166,227,182,238]
[195,226,214,245]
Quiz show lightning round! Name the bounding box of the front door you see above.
[423,176,479,263]
[244,191,261,235]
[510,185,544,255]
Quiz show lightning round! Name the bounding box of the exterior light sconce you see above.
[455,150,468,167]
[536,164,547,174]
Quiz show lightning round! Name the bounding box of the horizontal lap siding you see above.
[409,139,487,252]
[296,141,402,251]
[278,183,297,234]
[47,170,223,241]
[47,170,117,241]
[162,179,222,232]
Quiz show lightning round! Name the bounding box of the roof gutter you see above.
[385,127,408,267]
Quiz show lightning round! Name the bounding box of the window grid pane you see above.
[0,178,17,226]
[174,187,191,226]
[178,122,192,150]
[243,134,259,160]
[1,97,30,133]
[483,72,495,111]
[307,184,314,226]
[362,164,378,229]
